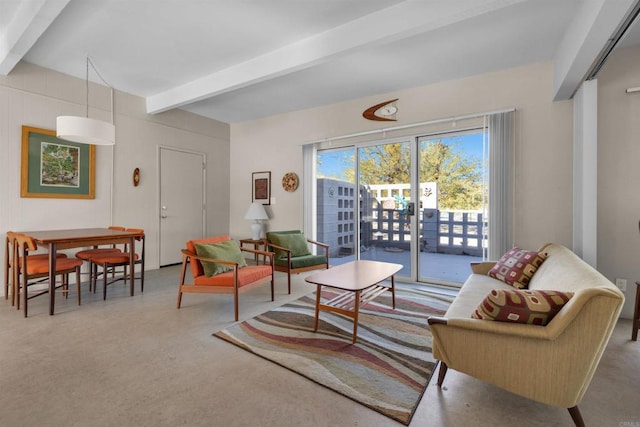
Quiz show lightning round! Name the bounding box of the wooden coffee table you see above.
[305,260,402,343]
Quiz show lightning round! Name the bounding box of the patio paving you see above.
[330,246,482,285]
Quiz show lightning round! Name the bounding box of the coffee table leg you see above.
[314,284,321,332]
[352,290,360,344]
[633,281,640,341]
[391,275,396,309]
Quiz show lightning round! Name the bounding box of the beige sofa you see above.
[428,243,624,427]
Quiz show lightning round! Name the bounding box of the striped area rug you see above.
[214,284,453,425]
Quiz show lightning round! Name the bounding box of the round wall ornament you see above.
[282,172,299,192]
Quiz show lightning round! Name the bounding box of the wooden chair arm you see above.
[307,239,329,258]
[240,247,273,256]
[182,248,275,268]
[266,242,290,253]
[307,239,329,256]
[307,239,328,249]
[180,250,241,267]
[240,247,275,264]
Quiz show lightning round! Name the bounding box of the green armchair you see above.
[266,230,329,294]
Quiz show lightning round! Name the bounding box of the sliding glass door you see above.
[314,128,489,285]
[316,140,415,280]
[358,141,413,278]
[316,147,357,261]
[416,131,487,284]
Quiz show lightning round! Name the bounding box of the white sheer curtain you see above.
[487,111,514,260]
[302,143,317,241]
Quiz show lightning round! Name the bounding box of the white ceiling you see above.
[1,0,639,123]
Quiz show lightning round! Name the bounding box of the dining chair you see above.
[14,233,83,317]
[4,231,67,307]
[75,226,125,292]
[90,229,145,300]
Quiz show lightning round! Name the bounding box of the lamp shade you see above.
[244,202,268,220]
[57,116,115,146]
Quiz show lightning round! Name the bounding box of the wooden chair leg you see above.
[287,270,291,294]
[22,275,27,318]
[568,406,585,427]
[10,264,16,306]
[16,273,21,310]
[234,294,239,321]
[177,259,188,309]
[63,274,69,299]
[92,263,97,293]
[437,361,448,386]
[3,259,8,301]
[632,281,640,341]
[103,264,108,300]
[76,267,81,305]
[139,260,144,293]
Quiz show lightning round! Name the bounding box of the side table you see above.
[633,281,640,341]
[239,238,266,265]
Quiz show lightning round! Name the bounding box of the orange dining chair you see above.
[177,236,274,321]
[75,226,125,291]
[90,229,145,300]
[14,233,83,317]
[4,231,67,307]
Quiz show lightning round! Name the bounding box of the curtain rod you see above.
[304,108,515,145]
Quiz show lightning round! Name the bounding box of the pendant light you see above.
[57,57,115,145]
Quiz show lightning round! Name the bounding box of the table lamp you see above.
[244,202,268,240]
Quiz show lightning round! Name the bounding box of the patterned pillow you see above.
[471,289,574,326]
[488,247,547,289]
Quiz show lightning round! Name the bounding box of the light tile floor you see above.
[0,265,638,426]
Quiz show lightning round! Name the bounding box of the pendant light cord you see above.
[85,57,89,118]
[86,56,115,124]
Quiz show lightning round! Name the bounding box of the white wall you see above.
[230,61,574,253]
[596,45,640,319]
[0,62,230,288]
[573,79,598,267]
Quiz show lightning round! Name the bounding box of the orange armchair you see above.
[177,236,275,321]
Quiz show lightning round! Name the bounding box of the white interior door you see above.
[159,147,205,266]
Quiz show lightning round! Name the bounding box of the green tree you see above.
[420,140,483,210]
[358,143,410,185]
[357,140,483,210]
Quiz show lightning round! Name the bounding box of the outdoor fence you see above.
[361,207,486,257]
[316,178,487,258]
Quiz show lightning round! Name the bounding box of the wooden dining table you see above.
[17,228,144,315]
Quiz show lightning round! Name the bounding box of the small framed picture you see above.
[252,171,271,205]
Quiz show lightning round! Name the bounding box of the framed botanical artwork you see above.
[21,126,96,199]
[252,171,271,205]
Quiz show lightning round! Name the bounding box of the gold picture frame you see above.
[21,126,96,199]
[252,171,271,205]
